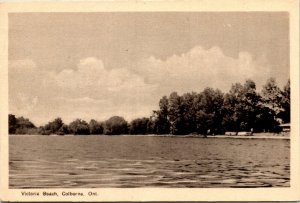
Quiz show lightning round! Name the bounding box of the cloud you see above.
[9,59,44,117]
[9,46,272,125]
[133,46,270,94]
[9,57,157,125]
[54,57,156,93]
[56,96,106,104]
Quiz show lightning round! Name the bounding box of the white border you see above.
[0,0,299,201]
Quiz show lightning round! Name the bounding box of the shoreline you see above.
[9,133,290,140]
[122,134,290,140]
[211,135,290,140]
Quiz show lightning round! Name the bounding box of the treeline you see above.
[9,77,290,135]
[9,115,129,135]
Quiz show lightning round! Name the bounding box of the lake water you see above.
[9,135,290,188]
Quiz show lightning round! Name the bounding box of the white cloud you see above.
[9,46,272,125]
[54,57,156,92]
[9,57,157,125]
[55,96,107,104]
[133,46,270,94]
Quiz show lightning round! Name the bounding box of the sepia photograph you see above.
[0,0,299,201]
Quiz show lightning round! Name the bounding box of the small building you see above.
[237,131,252,136]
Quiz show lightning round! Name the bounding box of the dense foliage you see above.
[9,114,36,134]
[39,117,65,135]
[69,119,90,135]
[89,119,104,135]
[104,116,128,135]
[9,78,290,135]
[129,117,150,135]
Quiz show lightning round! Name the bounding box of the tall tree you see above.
[222,83,244,133]
[260,78,283,131]
[153,96,170,134]
[199,88,224,134]
[181,92,198,134]
[241,80,261,131]
[222,80,260,132]
[168,92,185,135]
[261,77,283,116]
[279,79,290,123]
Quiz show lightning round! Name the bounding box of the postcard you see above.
[0,0,299,201]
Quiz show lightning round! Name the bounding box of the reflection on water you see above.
[9,135,290,188]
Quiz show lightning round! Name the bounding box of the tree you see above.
[241,80,261,131]
[57,124,70,135]
[279,79,290,123]
[38,126,51,135]
[43,117,64,134]
[152,96,170,134]
[69,119,90,135]
[255,106,278,132]
[104,116,128,135]
[9,114,17,134]
[17,116,36,128]
[222,83,243,133]
[261,78,283,131]
[261,78,283,116]
[181,92,198,134]
[14,116,36,134]
[168,92,185,135]
[8,77,288,136]
[197,88,224,134]
[222,80,260,133]
[146,117,155,134]
[195,109,214,134]
[89,119,104,135]
[129,117,150,135]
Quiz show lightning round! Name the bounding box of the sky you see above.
[8,12,289,126]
